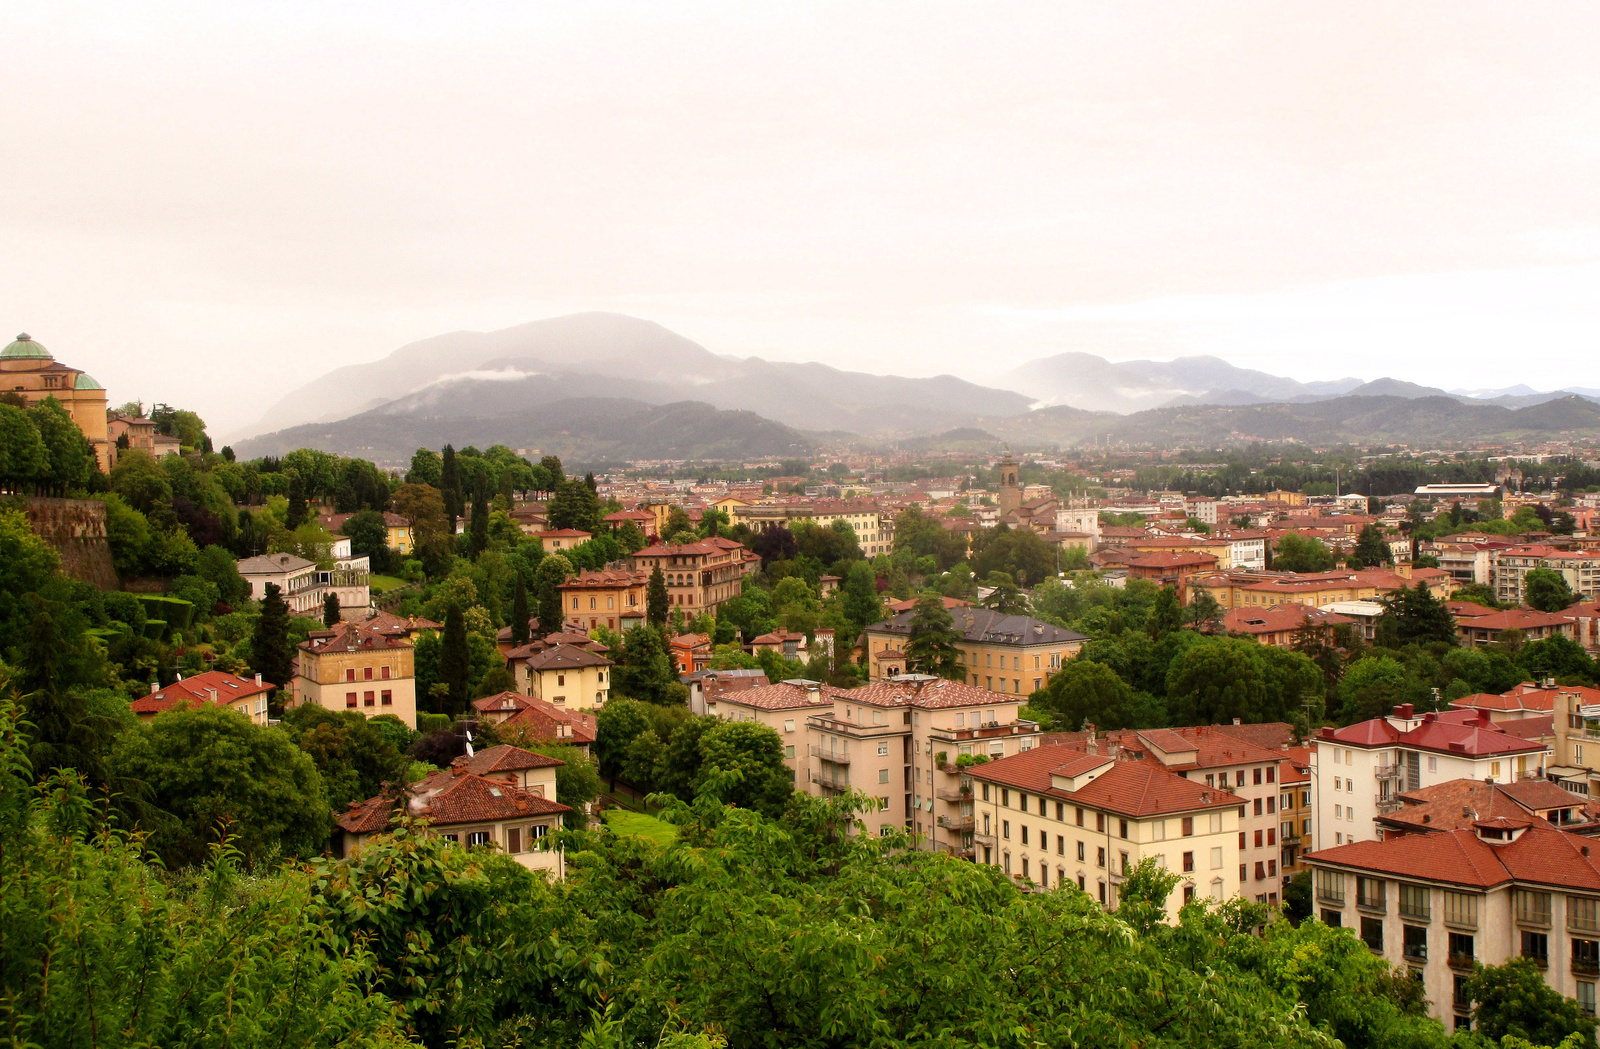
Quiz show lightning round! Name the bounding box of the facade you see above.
[706,678,849,785]
[1310,705,1551,851]
[731,500,895,557]
[106,412,179,460]
[1279,747,1314,886]
[1217,603,1354,648]
[321,511,415,556]
[1454,607,1577,648]
[237,550,371,618]
[1307,820,1600,1030]
[509,643,613,710]
[290,621,418,729]
[967,746,1243,915]
[862,607,1088,692]
[0,333,111,471]
[336,750,570,878]
[559,568,648,632]
[630,538,749,617]
[1493,545,1600,606]
[533,528,592,552]
[129,670,275,725]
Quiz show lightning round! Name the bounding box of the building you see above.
[237,548,371,619]
[321,511,415,556]
[290,620,418,729]
[1280,747,1313,886]
[1306,818,1600,1030]
[862,607,1087,693]
[1455,607,1577,648]
[106,412,179,459]
[967,745,1243,914]
[533,528,592,552]
[1413,482,1501,499]
[1217,603,1354,648]
[684,668,770,715]
[630,538,749,617]
[129,670,275,725]
[995,450,1021,518]
[336,749,570,878]
[706,678,849,785]
[507,643,613,710]
[804,675,1041,848]
[559,568,648,632]
[0,333,111,471]
[1310,705,1552,851]
[1493,545,1600,606]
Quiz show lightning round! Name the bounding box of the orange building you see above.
[1,333,110,471]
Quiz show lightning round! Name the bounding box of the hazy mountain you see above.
[228,312,1030,441]
[232,397,815,466]
[999,352,1363,413]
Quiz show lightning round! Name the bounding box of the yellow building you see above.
[968,744,1244,915]
[863,607,1088,694]
[1,333,111,471]
[290,621,418,729]
[511,643,614,710]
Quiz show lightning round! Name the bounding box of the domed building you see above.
[1,333,111,471]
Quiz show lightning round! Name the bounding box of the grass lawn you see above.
[602,809,677,847]
[369,574,407,594]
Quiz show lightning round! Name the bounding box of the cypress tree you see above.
[537,575,564,637]
[469,475,489,559]
[647,564,670,627]
[322,591,341,628]
[440,444,461,535]
[439,605,470,717]
[511,576,530,647]
[251,582,293,714]
[285,473,309,530]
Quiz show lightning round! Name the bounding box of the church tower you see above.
[997,448,1021,518]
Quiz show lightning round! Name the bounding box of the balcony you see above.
[809,745,851,765]
[935,787,973,803]
[937,814,975,832]
[1574,958,1600,977]
[809,771,849,792]
[1375,795,1404,815]
[972,831,996,846]
[1375,763,1403,781]
[1447,952,1476,971]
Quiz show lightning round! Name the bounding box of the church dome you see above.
[74,372,104,390]
[2,333,53,360]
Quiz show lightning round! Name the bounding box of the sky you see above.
[5,1,1600,433]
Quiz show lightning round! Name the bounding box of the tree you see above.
[772,575,821,635]
[281,704,411,811]
[839,559,883,636]
[321,590,341,628]
[251,582,293,713]
[1184,588,1223,629]
[468,475,490,559]
[285,471,310,530]
[548,477,602,532]
[980,572,1028,615]
[1145,585,1182,639]
[407,446,442,485]
[594,697,652,786]
[510,575,530,647]
[1465,958,1598,1046]
[1032,658,1162,731]
[612,625,682,705]
[1273,533,1337,573]
[439,444,462,534]
[29,397,94,495]
[695,719,794,817]
[1374,582,1456,648]
[622,729,665,792]
[110,704,330,868]
[647,564,670,627]
[534,554,572,636]
[0,403,48,491]
[1524,568,1575,613]
[436,605,470,716]
[905,594,963,680]
[391,482,453,577]
[341,508,392,574]
[1349,523,1392,569]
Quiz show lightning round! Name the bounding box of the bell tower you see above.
[997,448,1021,518]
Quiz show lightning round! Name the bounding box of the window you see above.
[1572,897,1600,932]
[1235,770,1245,787]
[1575,938,1600,976]
[1077,841,1085,861]
[1182,851,1195,872]
[557,674,565,686]
[1443,892,1479,929]
[1076,807,1084,826]
[1095,813,1106,833]
[982,784,991,801]
[1454,974,1470,1012]
[1097,847,1106,868]
[1181,816,1194,837]
[1399,884,1430,920]
[1448,932,1475,967]
[1021,826,1029,846]
[1267,829,1276,846]
[1254,829,1263,848]
[506,828,522,854]
[784,719,794,733]
[1002,789,1010,807]
[1210,813,1223,833]
[1210,847,1223,869]
[363,666,373,680]
[784,745,795,759]
[1321,909,1342,928]
[1403,924,1428,961]
[1266,767,1275,784]
[1267,797,1275,814]
[1253,767,1262,785]
[1151,820,1166,841]
[1515,890,1552,927]
[1239,831,1246,850]
[1003,852,1011,873]
[364,691,375,707]
[879,769,889,783]
[1057,835,1065,855]
[1002,820,1010,840]
[1360,917,1384,952]
[1316,869,1346,904]
[345,669,355,682]
[878,742,889,756]
[1522,931,1549,967]
[345,692,357,708]
[1579,982,1597,1016]
[1118,819,1128,840]
[466,831,492,847]
[1056,801,1064,821]
[1022,857,1029,879]
[1205,774,1215,787]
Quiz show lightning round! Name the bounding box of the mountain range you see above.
[228,312,1600,462]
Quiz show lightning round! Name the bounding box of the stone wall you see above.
[22,497,119,591]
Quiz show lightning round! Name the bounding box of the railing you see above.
[809,771,849,790]
[1376,795,1403,815]
[972,832,996,846]
[808,745,851,765]
[1375,763,1403,781]
[935,788,972,803]
[937,814,975,831]
[1574,958,1600,977]
[1447,952,1476,970]
[1402,943,1428,962]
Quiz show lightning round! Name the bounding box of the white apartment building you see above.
[1493,545,1600,606]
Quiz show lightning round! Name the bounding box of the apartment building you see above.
[967,745,1243,917]
[1307,819,1600,1031]
[1310,704,1551,850]
[705,678,849,785]
[1453,606,1577,648]
[559,568,648,632]
[1493,545,1600,605]
[732,499,896,556]
[1280,747,1313,885]
[803,675,1040,848]
[631,537,750,617]
[1216,603,1355,648]
[291,621,418,729]
[237,545,371,619]
[862,607,1088,692]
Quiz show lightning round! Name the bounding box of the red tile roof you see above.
[299,620,413,653]
[848,675,1019,710]
[466,743,564,775]
[499,695,597,745]
[337,760,569,835]
[130,671,275,716]
[713,679,848,711]
[967,744,1241,818]
[1309,824,1600,891]
[519,643,613,671]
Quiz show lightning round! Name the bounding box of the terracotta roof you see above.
[1497,715,1555,740]
[1456,609,1574,632]
[501,695,597,745]
[884,595,972,612]
[237,553,316,575]
[537,529,593,539]
[559,568,647,589]
[712,679,848,711]
[361,609,442,636]
[472,691,533,716]
[519,643,613,671]
[130,671,275,716]
[1308,824,1600,891]
[849,675,1021,710]
[967,744,1242,818]
[337,761,570,835]
[1125,550,1218,569]
[1219,603,1353,635]
[465,743,564,775]
[298,620,413,653]
[869,608,1087,646]
[634,540,739,557]
[1210,721,1297,751]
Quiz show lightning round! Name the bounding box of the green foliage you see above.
[695,719,794,817]
[1166,636,1323,726]
[1032,658,1164,731]
[905,593,963,680]
[612,625,683,705]
[647,563,670,627]
[1464,958,1599,1046]
[1274,533,1338,573]
[250,581,292,703]
[281,704,412,811]
[1375,582,1457,648]
[1524,568,1576,613]
[438,605,470,717]
[1350,523,1393,568]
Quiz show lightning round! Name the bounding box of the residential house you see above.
[863,607,1088,693]
[237,547,371,619]
[130,670,275,725]
[1217,603,1355,648]
[533,528,592,552]
[472,692,597,755]
[1493,545,1600,606]
[336,751,570,878]
[321,511,415,556]
[507,643,613,710]
[290,620,418,729]
[630,538,750,617]
[1280,747,1313,886]
[968,745,1243,915]
[1455,608,1577,648]
[559,568,649,632]
[683,667,770,716]
[669,632,715,675]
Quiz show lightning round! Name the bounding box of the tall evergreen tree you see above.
[534,555,572,637]
[438,605,470,716]
[1350,523,1392,569]
[510,577,531,647]
[440,444,462,535]
[905,594,964,680]
[251,581,293,714]
[322,591,341,628]
[285,473,309,530]
[468,475,490,559]
[647,565,670,627]
[1145,585,1182,639]
[1374,582,1456,648]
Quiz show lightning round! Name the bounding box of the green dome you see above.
[74,372,104,391]
[1,333,52,360]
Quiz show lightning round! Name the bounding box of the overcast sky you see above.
[6,1,1600,431]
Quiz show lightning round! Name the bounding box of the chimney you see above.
[450,756,470,776]
[255,673,263,686]
[1232,718,1241,726]
[149,680,159,695]
[1394,703,1414,719]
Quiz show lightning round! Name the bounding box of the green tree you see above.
[0,403,48,491]
[1273,533,1337,573]
[1032,658,1161,731]
[439,444,462,533]
[647,564,670,627]
[623,729,665,792]
[438,605,470,716]
[468,475,490,559]
[695,719,794,817]
[1349,523,1392,568]
[340,508,392,573]
[285,471,310,530]
[905,594,963,680]
[510,575,530,647]
[594,697,652,785]
[980,572,1028,614]
[391,482,453,577]
[111,704,330,868]
[281,704,410,811]
[839,559,883,636]
[322,590,341,628]
[1145,584,1182,639]
[1374,582,1457,648]
[534,554,572,636]
[407,446,443,485]
[1465,958,1599,1046]
[250,582,293,711]
[1524,567,1576,613]
[612,625,682,705]
[548,477,602,532]
[29,397,94,495]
